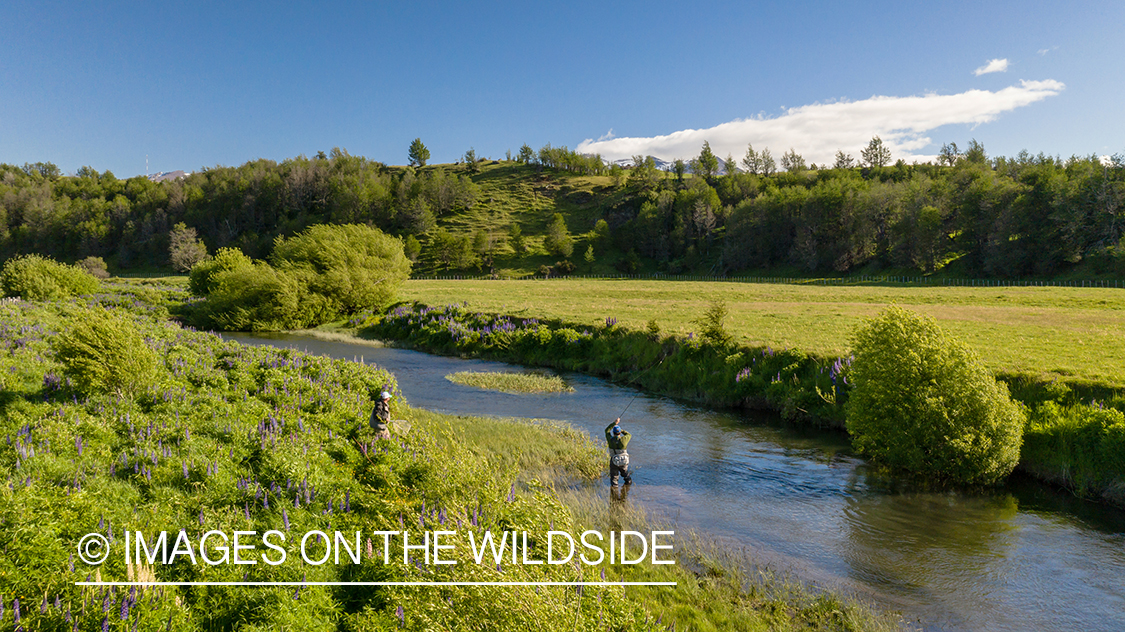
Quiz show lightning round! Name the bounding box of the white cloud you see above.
[1038,46,1058,56]
[576,80,1064,167]
[597,129,615,142]
[974,58,1010,76]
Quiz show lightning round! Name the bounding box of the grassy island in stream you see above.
[0,295,897,631]
[446,371,574,393]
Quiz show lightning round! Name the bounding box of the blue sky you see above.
[1,1,1121,176]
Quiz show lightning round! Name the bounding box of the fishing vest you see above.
[610,448,629,468]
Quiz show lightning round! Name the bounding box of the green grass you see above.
[446,370,574,394]
[0,294,898,631]
[400,278,1125,389]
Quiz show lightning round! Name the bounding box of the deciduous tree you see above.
[861,136,891,168]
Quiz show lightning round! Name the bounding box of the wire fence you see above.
[411,273,1125,288]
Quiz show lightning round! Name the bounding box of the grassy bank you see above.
[0,297,895,630]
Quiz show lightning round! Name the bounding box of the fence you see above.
[410,273,1125,288]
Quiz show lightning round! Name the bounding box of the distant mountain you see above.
[147,170,189,182]
[603,156,676,171]
[602,156,738,173]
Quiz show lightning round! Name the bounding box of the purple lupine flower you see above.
[396,605,404,626]
[102,616,109,632]
[282,510,290,530]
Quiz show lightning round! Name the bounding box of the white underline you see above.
[76,581,676,587]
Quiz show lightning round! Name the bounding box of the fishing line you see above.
[616,354,667,420]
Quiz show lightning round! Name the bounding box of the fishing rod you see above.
[616,354,668,420]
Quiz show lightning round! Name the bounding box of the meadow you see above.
[400,278,1125,389]
[0,295,896,631]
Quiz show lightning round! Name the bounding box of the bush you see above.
[0,254,100,300]
[52,306,158,395]
[271,223,412,314]
[76,256,110,279]
[1023,401,1125,500]
[845,306,1025,485]
[193,263,331,331]
[188,247,254,296]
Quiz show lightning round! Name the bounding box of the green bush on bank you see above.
[0,253,100,300]
[186,224,411,331]
[845,306,1025,485]
[187,246,254,296]
[271,223,412,315]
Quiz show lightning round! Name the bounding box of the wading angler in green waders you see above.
[606,417,633,487]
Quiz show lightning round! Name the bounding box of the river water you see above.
[225,333,1125,632]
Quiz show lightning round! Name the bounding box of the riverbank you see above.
[351,300,1125,507]
[0,298,899,631]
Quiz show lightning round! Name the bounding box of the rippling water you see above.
[225,333,1125,632]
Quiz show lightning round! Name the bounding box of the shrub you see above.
[193,263,330,331]
[1023,401,1125,499]
[188,247,254,296]
[271,223,412,314]
[845,306,1025,485]
[52,306,158,395]
[0,254,100,300]
[553,259,576,275]
[76,256,110,279]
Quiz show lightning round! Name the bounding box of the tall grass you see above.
[446,371,574,393]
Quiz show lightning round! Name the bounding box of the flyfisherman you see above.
[370,391,393,440]
[605,417,632,487]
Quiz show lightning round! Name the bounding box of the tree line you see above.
[612,140,1125,277]
[2,139,1123,278]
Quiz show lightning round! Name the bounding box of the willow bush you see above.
[51,306,158,395]
[0,254,99,300]
[845,306,1025,485]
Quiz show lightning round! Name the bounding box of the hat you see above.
[612,426,622,436]
[380,391,392,400]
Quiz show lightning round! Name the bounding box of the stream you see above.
[224,332,1125,632]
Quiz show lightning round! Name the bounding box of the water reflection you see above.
[224,332,1125,631]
